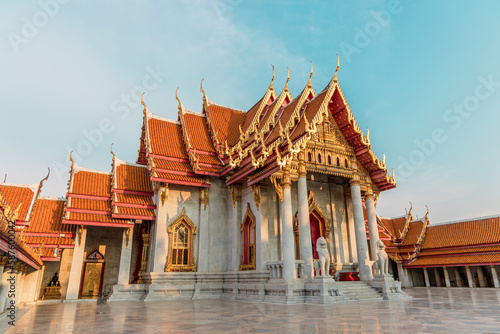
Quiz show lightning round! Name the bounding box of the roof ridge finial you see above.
[69,151,74,168]
[39,168,50,190]
[333,54,340,82]
[269,65,275,91]
[3,174,6,183]
[425,205,429,216]
[200,78,205,96]
[141,93,149,117]
[175,87,182,110]
[284,67,290,91]
[110,143,115,161]
[307,61,313,88]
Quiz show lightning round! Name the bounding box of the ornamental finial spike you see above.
[426,205,429,216]
[69,151,74,167]
[285,67,290,90]
[200,78,205,95]
[333,54,340,82]
[3,174,6,183]
[110,143,115,160]
[39,167,50,190]
[175,87,181,109]
[269,65,275,90]
[307,61,313,87]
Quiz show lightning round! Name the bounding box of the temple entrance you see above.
[80,250,105,299]
[293,191,332,261]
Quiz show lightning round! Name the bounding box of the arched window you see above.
[344,158,349,168]
[240,204,256,270]
[328,155,332,165]
[166,208,197,272]
[317,154,322,164]
[336,157,340,166]
[308,152,312,162]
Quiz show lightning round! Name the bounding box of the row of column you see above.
[423,265,500,288]
[280,155,378,281]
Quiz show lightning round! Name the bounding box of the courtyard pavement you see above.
[1,287,500,333]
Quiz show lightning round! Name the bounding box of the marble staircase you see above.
[339,281,383,302]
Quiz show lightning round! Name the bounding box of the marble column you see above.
[397,263,407,287]
[345,195,358,263]
[297,155,313,280]
[477,266,486,287]
[256,184,270,271]
[466,266,474,288]
[281,166,296,280]
[455,267,463,287]
[152,183,168,273]
[490,265,500,288]
[404,268,413,287]
[66,226,87,300]
[0,265,9,310]
[443,267,451,287]
[365,189,380,262]
[197,188,209,272]
[117,226,134,285]
[434,268,442,287]
[349,180,371,281]
[423,268,430,287]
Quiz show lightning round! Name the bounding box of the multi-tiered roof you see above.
[373,205,500,268]
[136,62,396,192]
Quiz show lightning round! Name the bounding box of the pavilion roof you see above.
[380,205,500,268]
[63,161,134,228]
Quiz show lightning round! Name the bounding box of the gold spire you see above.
[307,61,313,88]
[333,54,340,83]
[269,65,275,91]
[284,67,290,91]
[200,78,206,97]
[175,87,182,112]
[110,143,115,162]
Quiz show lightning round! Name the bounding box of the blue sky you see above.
[1,0,499,223]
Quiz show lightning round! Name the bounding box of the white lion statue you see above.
[373,240,389,276]
[313,237,330,277]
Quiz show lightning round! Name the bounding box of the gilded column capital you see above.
[281,166,291,189]
[365,188,374,200]
[297,152,306,178]
[349,178,360,187]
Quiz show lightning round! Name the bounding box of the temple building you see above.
[0,63,499,306]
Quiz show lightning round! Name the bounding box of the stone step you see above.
[338,282,383,302]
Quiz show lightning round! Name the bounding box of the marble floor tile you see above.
[2,287,500,333]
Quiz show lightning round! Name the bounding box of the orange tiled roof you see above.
[400,220,425,246]
[114,206,155,217]
[206,102,246,146]
[65,211,127,224]
[153,172,208,185]
[422,217,500,249]
[148,118,188,159]
[115,161,153,193]
[71,170,111,197]
[69,198,110,211]
[115,193,154,206]
[408,253,500,267]
[419,245,500,256]
[0,184,38,221]
[184,113,217,153]
[25,198,74,234]
[25,236,74,246]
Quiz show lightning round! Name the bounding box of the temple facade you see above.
[0,64,498,307]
